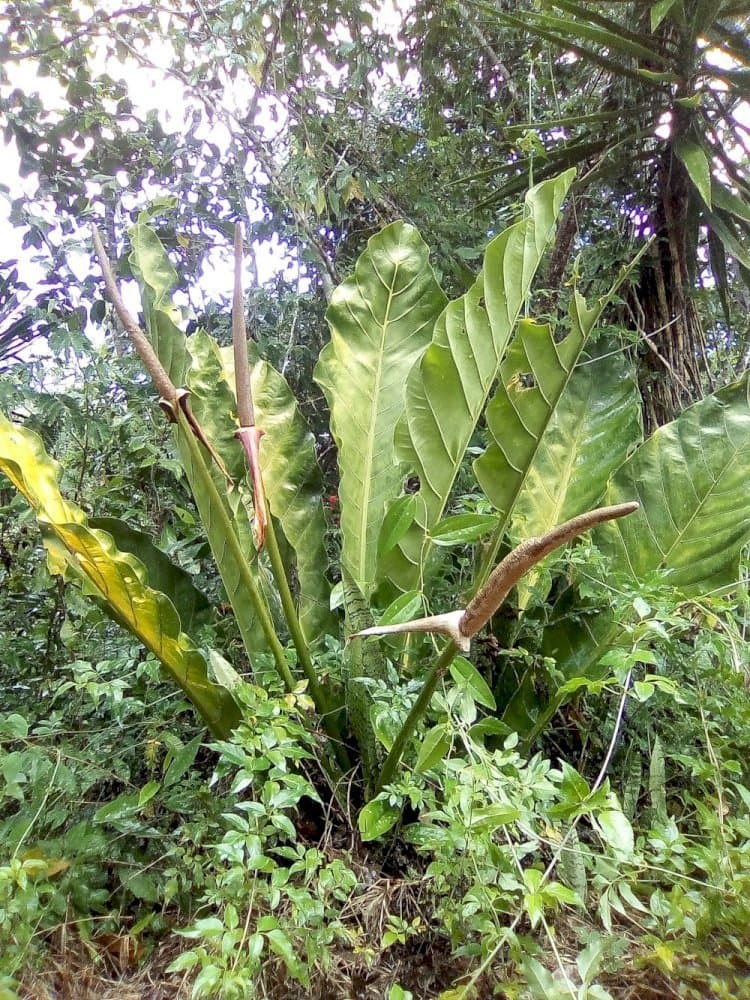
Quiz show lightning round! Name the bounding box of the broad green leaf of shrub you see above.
[171,407,271,659]
[377,494,419,558]
[474,292,599,559]
[594,799,635,859]
[383,171,576,591]
[510,346,642,535]
[597,372,750,593]
[415,723,451,773]
[0,414,240,738]
[185,330,248,477]
[507,345,642,604]
[194,332,334,644]
[129,229,270,657]
[315,221,447,595]
[129,226,333,647]
[248,355,335,643]
[526,373,750,736]
[449,656,496,710]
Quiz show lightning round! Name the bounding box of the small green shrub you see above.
[167,681,358,998]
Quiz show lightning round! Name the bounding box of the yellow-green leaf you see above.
[0,413,239,738]
[385,172,575,591]
[315,222,447,595]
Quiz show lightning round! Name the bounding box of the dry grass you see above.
[16,846,682,1000]
[16,917,690,1000]
[20,931,192,1000]
[17,871,491,1000]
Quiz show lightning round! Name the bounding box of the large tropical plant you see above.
[3,171,750,823]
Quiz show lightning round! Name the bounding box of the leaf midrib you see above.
[357,259,399,588]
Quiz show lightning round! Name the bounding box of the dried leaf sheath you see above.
[92,227,234,486]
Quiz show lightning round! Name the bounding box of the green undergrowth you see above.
[2,572,750,998]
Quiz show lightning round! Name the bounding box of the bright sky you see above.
[0,38,276,326]
[0,58,289,307]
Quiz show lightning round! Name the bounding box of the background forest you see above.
[2,1,750,998]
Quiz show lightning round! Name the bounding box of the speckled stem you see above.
[92,227,177,406]
[231,223,255,428]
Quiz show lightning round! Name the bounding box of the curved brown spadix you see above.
[351,610,470,652]
[92,227,178,406]
[352,503,639,655]
[231,223,267,549]
[459,502,640,639]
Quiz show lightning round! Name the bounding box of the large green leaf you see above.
[172,415,278,660]
[383,172,576,591]
[176,330,297,658]
[526,372,750,715]
[314,221,447,595]
[129,228,333,650]
[506,373,750,737]
[187,327,335,645]
[127,234,271,660]
[0,414,240,738]
[475,294,595,544]
[253,362,335,643]
[184,331,248,477]
[507,344,642,603]
[596,372,750,593]
[219,345,335,644]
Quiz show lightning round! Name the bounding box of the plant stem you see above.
[177,411,295,692]
[520,617,621,752]
[263,512,325,705]
[375,640,458,793]
[232,224,255,428]
[92,227,178,405]
[263,508,350,769]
